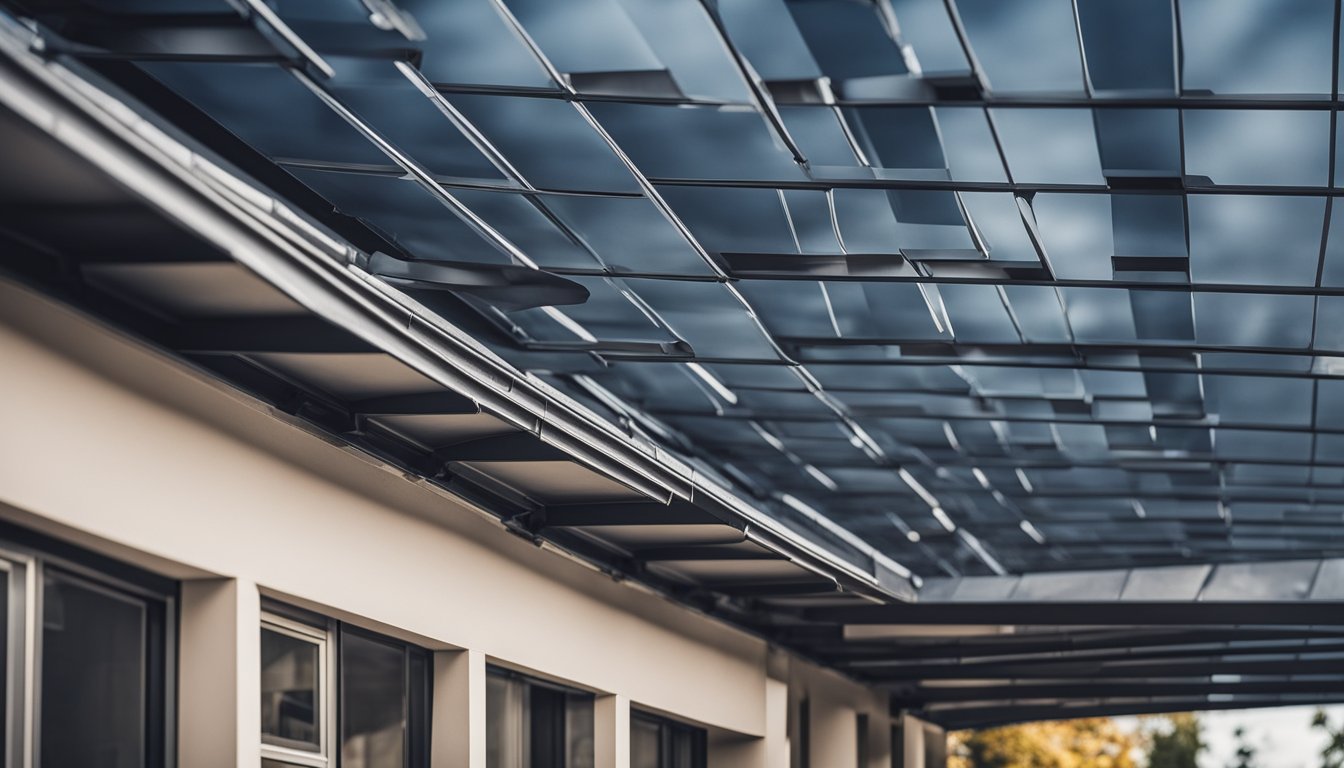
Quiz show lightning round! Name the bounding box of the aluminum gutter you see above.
[0,20,919,602]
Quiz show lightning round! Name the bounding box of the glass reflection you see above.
[957,0,1085,93]
[1180,0,1333,95]
[41,572,147,768]
[486,669,594,768]
[341,632,407,768]
[261,626,321,751]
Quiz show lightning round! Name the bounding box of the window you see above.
[797,698,810,768]
[630,711,706,768]
[486,667,594,768]
[0,524,174,767]
[856,713,869,768]
[261,605,430,768]
[890,722,903,768]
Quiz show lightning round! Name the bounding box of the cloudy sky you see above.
[1118,705,1343,768]
[1199,706,1342,768]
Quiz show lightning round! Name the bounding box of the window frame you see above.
[485,665,597,768]
[337,624,432,768]
[0,522,177,768]
[261,603,431,768]
[629,709,708,768]
[260,611,336,768]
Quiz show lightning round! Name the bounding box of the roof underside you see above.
[11,0,1344,578]
[3,0,1344,729]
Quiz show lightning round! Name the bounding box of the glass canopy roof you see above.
[28,0,1344,577]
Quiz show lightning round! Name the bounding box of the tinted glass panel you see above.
[488,670,594,768]
[41,572,147,768]
[261,626,321,751]
[630,712,706,768]
[631,717,660,768]
[342,631,407,768]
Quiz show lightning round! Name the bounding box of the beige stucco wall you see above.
[789,656,894,768]
[0,286,771,733]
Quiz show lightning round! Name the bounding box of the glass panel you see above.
[286,168,511,266]
[631,717,660,768]
[41,572,147,768]
[341,632,407,768]
[1002,286,1072,342]
[617,0,752,102]
[957,0,1086,93]
[487,671,592,768]
[1180,0,1333,96]
[670,727,700,768]
[888,0,971,76]
[487,673,528,768]
[1320,202,1344,286]
[623,278,781,360]
[0,570,7,761]
[939,284,1019,343]
[324,57,505,182]
[782,190,844,254]
[1059,287,1137,342]
[504,0,661,75]
[959,193,1036,263]
[737,281,845,339]
[717,0,820,81]
[786,0,908,82]
[1112,194,1186,258]
[540,194,712,276]
[1183,110,1330,187]
[564,693,595,768]
[449,95,639,194]
[991,109,1105,184]
[1094,109,1181,179]
[846,108,947,174]
[831,189,902,253]
[934,109,1008,182]
[660,186,796,254]
[1187,195,1325,286]
[261,626,322,751]
[1031,194,1114,279]
[399,0,555,87]
[140,62,386,167]
[779,107,860,169]
[588,103,804,182]
[1204,374,1313,426]
[1076,0,1175,92]
[1315,296,1344,352]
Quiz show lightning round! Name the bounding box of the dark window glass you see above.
[260,626,321,752]
[0,570,8,761]
[487,668,594,768]
[631,717,660,768]
[890,723,903,768]
[629,712,706,768]
[856,713,869,768]
[341,630,410,768]
[798,699,810,768]
[40,570,151,768]
[341,632,430,768]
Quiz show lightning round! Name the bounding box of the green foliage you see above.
[949,718,1144,768]
[1146,713,1205,768]
[1229,726,1257,768]
[1313,709,1344,768]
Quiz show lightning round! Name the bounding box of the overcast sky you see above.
[1199,706,1341,768]
[1116,705,1343,768]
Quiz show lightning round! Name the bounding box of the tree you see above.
[1146,713,1205,768]
[1229,726,1257,768]
[1312,709,1344,768]
[949,718,1144,768]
